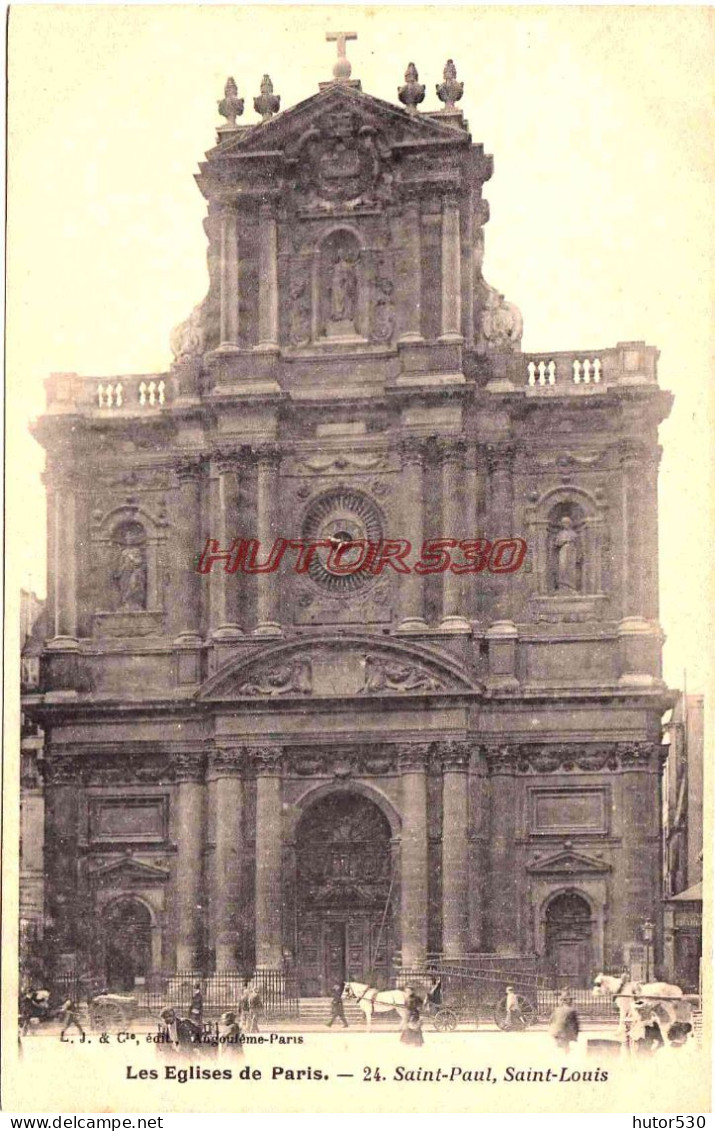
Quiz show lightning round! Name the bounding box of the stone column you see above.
[641,446,662,621]
[252,747,284,969]
[440,194,462,341]
[468,751,489,951]
[438,438,470,631]
[208,749,244,972]
[254,445,282,636]
[399,744,430,967]
[257,203,279,350]
[397,439,428,631]
[50,475,78,642]
[487,444,515,560]
[618,743,662,948]
[398,197,423,342]
[618,441,661,685]
[208,453,243,638]
[620,441,646,618]
[173,751,205,971]
[440,741,470,958]
[44,755,82,967]
[485,745,519,952]
[485,443,518,683]
[174,457,204,643]
[219,206,239,348]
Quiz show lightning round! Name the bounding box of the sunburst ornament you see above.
[301,487,383,594]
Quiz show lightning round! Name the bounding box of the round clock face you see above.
[301,487,383,594]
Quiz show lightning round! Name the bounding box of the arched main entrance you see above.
[102,898,153,991]
[295,792,393,996]
[545,892,593,986]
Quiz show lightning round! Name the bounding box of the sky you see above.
[7,5,713,693]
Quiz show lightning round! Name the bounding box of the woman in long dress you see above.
[399,990,424,1047]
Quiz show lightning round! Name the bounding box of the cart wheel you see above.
[90,1001,126,1031]
[494,995,537,1031]
[433,1008,458,1032]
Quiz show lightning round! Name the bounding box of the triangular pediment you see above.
[213,83,471,157]
[89,858,169,884]
[196,634,481,701]
[527,850,612,876]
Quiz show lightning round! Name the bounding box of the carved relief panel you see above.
[88,477,171,635]
[279,106,396,350]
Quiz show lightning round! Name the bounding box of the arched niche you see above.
[91,504,166,630]
[526,486,606,597]
[314,227,366,341]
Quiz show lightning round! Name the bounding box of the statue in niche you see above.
[112,524,148,610]
[552,516,583,593]
[329,249,358,324]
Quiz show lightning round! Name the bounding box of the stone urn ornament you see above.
[398,63,425,112]
[436,59,464,110]
[218,76,244,126]
[254,74,280,122]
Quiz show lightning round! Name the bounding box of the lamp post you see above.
[642,918,655,982]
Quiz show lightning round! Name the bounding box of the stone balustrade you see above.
[45,372,171,414]
[43,340,657,415]
[521,342,658,390]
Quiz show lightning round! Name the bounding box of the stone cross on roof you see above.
[326,30,357,82]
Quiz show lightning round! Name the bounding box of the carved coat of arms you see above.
[292,111,393,210]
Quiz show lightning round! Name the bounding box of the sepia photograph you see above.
[4,4,712,1116]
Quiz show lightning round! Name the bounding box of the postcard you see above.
[4,5,711,1116]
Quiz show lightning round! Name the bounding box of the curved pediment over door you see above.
[195,634,482,701]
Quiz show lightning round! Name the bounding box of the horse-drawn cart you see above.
[394,965,540,1031]
[88,993,137,1031]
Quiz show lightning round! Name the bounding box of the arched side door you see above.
[102,898,153,991]
[545,892,593,986]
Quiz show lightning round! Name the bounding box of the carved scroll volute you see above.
[208,747,245,779]
[616,741,661,773]
[247,745,284,777]
[397,436,427,470]
[171,750,206,784]
[43,755,85,787]
[438,739,471,772]
[174,455,204,485]
[397,743,432,773]
[483,744,518,776]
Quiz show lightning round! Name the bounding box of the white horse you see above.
[593,972,686,1042]
[343,981,411,1032]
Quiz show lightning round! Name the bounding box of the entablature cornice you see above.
[482,741,664,776]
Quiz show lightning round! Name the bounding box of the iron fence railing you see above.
[43,970,299,1021]
[396,964,616,1021]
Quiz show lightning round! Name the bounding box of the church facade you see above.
[27,48,674,996]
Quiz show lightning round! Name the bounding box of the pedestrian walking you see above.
[400,1000,424,1047]
[244,984,262,1033]
[20,988,49,1036]
[60,998,86,1041]
[218,1011,244,1057]
[549,993,580,1053]
[426,976,442,1010]
[189,980,203,1028]
[504,985,525,1031]
[326,983,348,1028]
